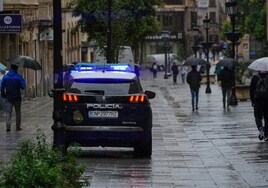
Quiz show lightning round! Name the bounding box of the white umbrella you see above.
[248,57,268,71]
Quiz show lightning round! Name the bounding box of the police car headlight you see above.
[72,110,83,124]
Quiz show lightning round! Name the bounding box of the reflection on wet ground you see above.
[1,69,268,187]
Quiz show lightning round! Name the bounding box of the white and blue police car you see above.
[62,63,155,158]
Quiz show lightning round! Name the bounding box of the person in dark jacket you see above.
[217,67,234,111]
[186,65,202,111]
[151,62,158,79]
[1,64,26,132]
[250,71,268,140]
[171,62,179,84]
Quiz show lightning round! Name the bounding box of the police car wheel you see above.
[134,129,152,158]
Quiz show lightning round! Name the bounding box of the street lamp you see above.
[161,30,171,79]
[52,0,66,155]
[203,13,211,94]
[225,0,241,105]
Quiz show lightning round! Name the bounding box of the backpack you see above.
[255,76,268,100]
[153,64,157,70]
[199,65,205,74]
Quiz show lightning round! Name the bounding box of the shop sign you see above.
[0,14,22,33]
[145,32,183,41]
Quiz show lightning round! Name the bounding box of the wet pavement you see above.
[1,68,268,187]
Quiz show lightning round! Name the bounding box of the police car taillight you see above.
[63,94,79,102]
[129,95,145,103]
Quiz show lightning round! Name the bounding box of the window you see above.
[163,14,173,26]
[164,0,183,5]
[209,12,216,23]
[209,0,216,7]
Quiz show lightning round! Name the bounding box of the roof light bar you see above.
[72,63,133,73]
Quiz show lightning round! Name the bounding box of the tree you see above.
[237,0,266,41]
[67,0,162,63]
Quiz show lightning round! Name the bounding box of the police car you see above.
[62,63,155,157]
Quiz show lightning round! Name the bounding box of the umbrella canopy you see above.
[0,63,7,71]
[248,57,268,71]
[183,57,208,66]
[216,58,240,69]
[11,55,42,70]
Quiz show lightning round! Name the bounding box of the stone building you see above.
[0,0,87,98]
[0,0,262,99]
[142,0,223,63]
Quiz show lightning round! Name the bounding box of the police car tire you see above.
[134,129,152,158]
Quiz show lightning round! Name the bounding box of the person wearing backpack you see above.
[250,70,268,140]
[217,67,235,111]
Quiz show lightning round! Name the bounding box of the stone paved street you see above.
[1,68,268,187]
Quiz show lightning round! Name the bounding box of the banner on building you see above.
[0,14,22,33]
[198,0,209,8]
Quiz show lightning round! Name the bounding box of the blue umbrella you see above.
[0,63,7,71]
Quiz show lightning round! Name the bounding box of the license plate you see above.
[88,111,118,118]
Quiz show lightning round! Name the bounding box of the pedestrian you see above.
[151,62,158,79]
[1,64,26,132]
[180,65,187,83]
[134,63,140,79]
[171,62,179,84]
[186,65,202,111]
[250,70,268,140]
[0,69,8,115]
[217,67,234,111]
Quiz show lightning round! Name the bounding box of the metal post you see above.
[167,47,171,76]
[164,41,168,79]
[205,28,211,94]
[106,0,112,63]
[52,0,66,155]
[203,14,211,94]
[229,15,238,105]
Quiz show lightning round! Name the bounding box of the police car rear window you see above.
[68,80,141,95]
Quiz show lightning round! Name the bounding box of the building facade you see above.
[0,0,87,98]
[0,0,263,99]
[142,0,223,62]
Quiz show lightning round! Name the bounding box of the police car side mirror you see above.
[145,90,156,99]
[48,90,54,98]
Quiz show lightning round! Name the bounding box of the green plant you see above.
[0,130,88,188]
[235,61,253,85]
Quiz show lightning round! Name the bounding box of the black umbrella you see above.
[183,57,209,66]
[11,55,42,70]
[216,58,240,69]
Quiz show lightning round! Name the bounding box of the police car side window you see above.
[129,82,141,94]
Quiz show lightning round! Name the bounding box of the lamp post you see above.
[225,0,241,105]
[203,14,211,94]
[161,30,171,79]
[106,0,112,63]
[52,0,66,155]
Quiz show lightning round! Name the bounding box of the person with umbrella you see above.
[249,70,268,140]
[248,57,268,140]
[1,64,26,132]
[186,65,202,111]
[217,67,235,111]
